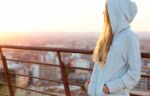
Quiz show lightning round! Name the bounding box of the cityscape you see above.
[0,0,150,95]
[0,32,150,96]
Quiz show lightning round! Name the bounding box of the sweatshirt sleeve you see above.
[105,35,142,93]
[88,63,99,96]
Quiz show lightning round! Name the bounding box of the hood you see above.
[107,0,138,37]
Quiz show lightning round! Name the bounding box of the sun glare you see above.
[0,0,105,33]
[0,0,149,34]
[0,32,14,41]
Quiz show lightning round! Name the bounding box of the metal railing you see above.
[0,45,150,96]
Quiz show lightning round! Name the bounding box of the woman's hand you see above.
[84,80,90,91]
[103,84,110,94]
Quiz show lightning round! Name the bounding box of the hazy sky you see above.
[0,0,149,33]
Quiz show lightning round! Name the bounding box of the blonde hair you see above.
[92,4,113,68]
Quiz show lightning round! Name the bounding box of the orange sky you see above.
[0,0,149,34]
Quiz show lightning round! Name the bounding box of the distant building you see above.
[73,59,90,74]
[32,64,40,83]
[39,52,60,84]
[69,59,91,84]
[71,53,82,60]
[134,60,150,91]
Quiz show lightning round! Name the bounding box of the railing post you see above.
[0,48,14,96]
[57,52,71,96]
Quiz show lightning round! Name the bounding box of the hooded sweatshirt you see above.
[88,0,141,96]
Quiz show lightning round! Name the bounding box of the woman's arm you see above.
[105,35,142,93]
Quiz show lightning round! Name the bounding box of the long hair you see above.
[92,4,113,68]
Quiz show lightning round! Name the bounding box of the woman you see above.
[84,0,141,96]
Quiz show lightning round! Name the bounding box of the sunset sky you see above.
[0,0,149,33]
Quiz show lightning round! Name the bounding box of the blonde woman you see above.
[84,0,141,96]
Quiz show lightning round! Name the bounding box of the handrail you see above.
[0,45,150,57]
[0,45,92,54]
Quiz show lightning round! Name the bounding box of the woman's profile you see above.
[84,0,141,96]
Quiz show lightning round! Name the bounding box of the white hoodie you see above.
[88,0,141,96]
